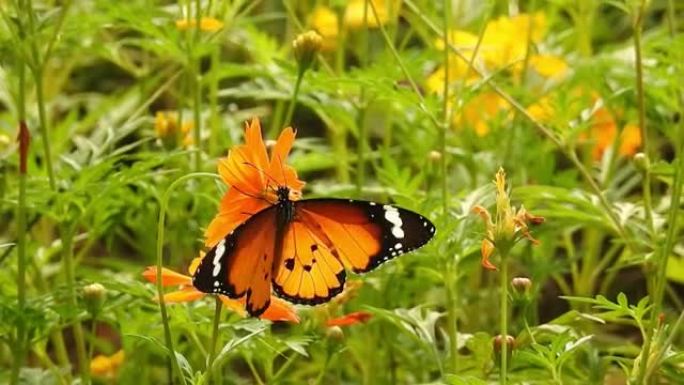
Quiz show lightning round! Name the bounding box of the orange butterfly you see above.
[193,119,435,316]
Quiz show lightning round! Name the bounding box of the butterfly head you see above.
[276,186,291,203]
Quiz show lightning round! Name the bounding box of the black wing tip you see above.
[272,271,346,306]
[245,299,270,317]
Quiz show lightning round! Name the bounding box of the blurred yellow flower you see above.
[154,111,193,148]
[480,12,546,69]
[310,6,339,51]
[619,123,642,156]
[435,13,548,74]
[344,0,391,30]
[528,54,568,79]
[91,350,124,379]
[175,17,224,32]
[454,92,510,136]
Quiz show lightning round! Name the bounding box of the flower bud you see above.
[428,150,442,162]
[511,277,532,295]
[293,30,323,73]
[83,283,107,316]
[326,325,345,341]
[633,152,649,172]
[493,334,515,365]
[511,277,532,302]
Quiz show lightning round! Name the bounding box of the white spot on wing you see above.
[395,242,403,249]
[383,205,405,239]
[212,239,226,277]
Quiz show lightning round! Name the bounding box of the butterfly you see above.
[192,183,436,317]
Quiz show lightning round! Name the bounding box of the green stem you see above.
[205,297,222,385]
[284,69,304,126]
[632,2,655,236]
[156,172,219,385]
[356,105,367,195]
[192,57,202,171]
[11,28,29,385]
[61,224,90,385]
[441,0,457,373]
[500,252,509,385]
[25,0,56,191]
[637,95,684,385]
[209,44,222,155]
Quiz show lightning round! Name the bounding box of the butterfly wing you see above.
[192,205,278,316]
[272,220,347,304]
[271,198,435,304]
[296,199,436,273]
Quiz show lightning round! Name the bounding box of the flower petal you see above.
[481,239,497,270]
[143,266,192,286]
[204,189,270,247]
[162,287,206,303]
[327,311,373,327]
[219,296,248,317]
[261,297,300,323]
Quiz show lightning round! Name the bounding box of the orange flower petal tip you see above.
[261,297,300,323]
[142,266,193,286]
[326,311,373,327]
[162,288,206,303]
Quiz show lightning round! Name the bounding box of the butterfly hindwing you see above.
[297,199,436,273]
[273,220,346,305]
[193,205,277,316]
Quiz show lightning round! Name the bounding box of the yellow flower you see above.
[436,12,547,74]
[344,0,391,30]
[175,17,224,32]
[480,12,546,69]
[472,168,544,270]
[91,350,125,379]
[528,54,568,79]
[154,111,193,148]
[619,123,642,157]
[526,96,555,122]
[310,6,339,51]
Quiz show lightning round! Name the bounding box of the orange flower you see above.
[143,258,299,323]
[327,311,373,327]
[204,117,305,247]
[91,350,125,379]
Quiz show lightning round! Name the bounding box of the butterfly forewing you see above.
[297,199,436,273]
[192,206,278,316]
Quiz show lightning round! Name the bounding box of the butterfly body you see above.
[193,186,436,316]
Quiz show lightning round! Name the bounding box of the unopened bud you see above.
[293,30,323,72]
[326,325,344,341]
[511,277,532,294]
[83,283,107,316]
[633,152,649,172]
[493,334,515,365]
[511,277,532,302]
[493,334,515,352]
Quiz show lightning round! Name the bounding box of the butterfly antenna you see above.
[242,161,281,187]
[275,153,290,188]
